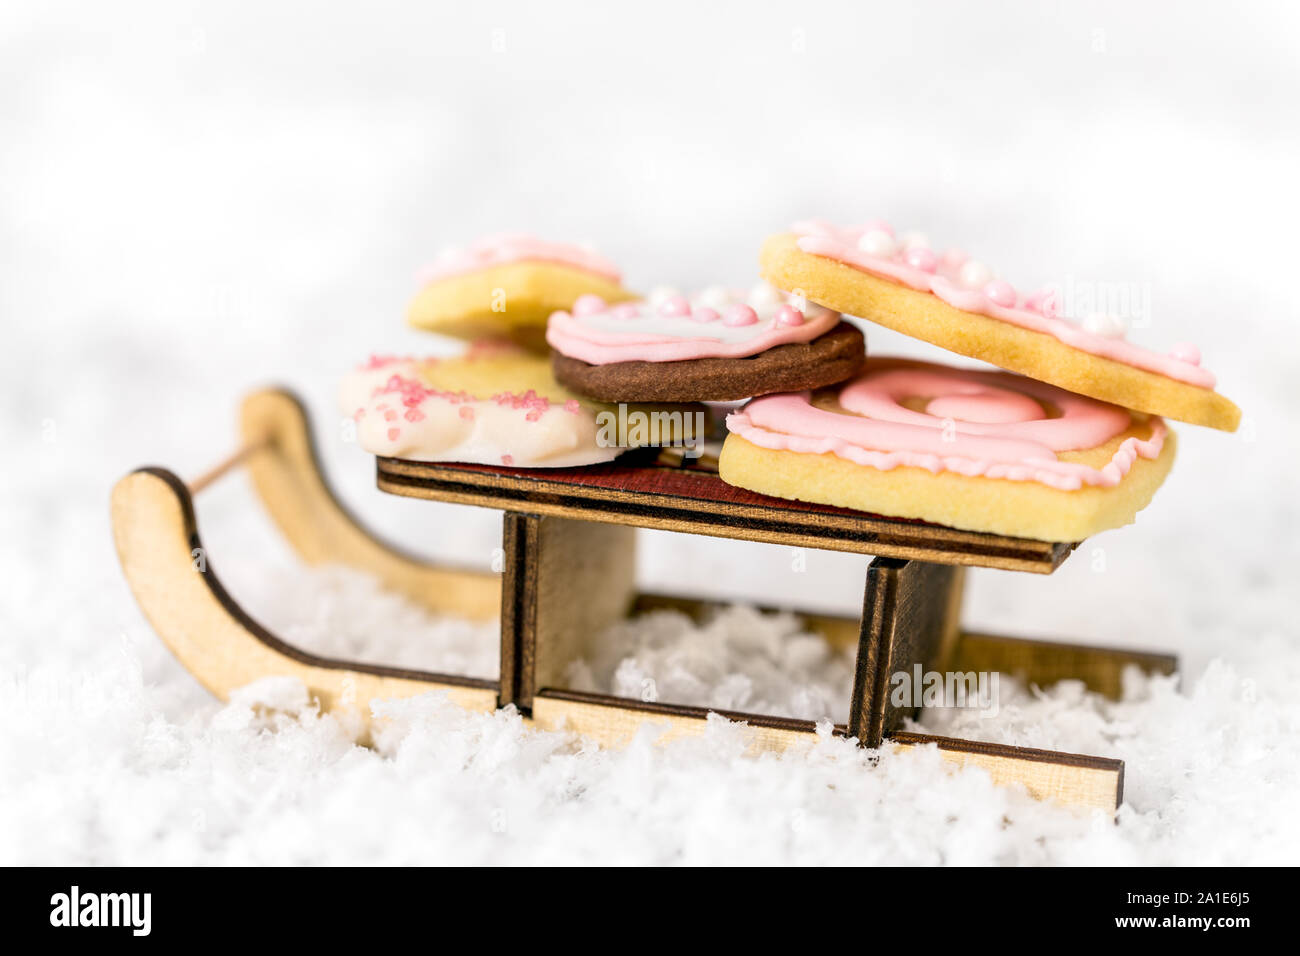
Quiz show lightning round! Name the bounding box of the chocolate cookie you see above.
[553,321,866,403]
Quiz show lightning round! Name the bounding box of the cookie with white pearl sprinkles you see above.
[718,357,1177,541]
[339,343,693,468]
[407,234,636,350]
[759,223,1240,432]
[547,282,866,402]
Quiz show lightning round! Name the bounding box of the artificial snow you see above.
[4,1,1298,865]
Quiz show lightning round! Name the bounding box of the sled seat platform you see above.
[376,453,1077,575]
[112,388,1179,815]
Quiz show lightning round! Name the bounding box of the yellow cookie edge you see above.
[415,350,704,449]
[717,427,1178,542]
[407,261,636,349]
[760,233,1240,432]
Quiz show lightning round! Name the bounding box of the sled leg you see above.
[499,513,637,711]
[848,559,966,748]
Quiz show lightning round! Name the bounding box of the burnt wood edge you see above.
[375,466,1074,571]
[498,513,539,711]
[535,686,1124,804]
[890,732,1125,807]
[536,686,827,735]
[377,456,1062,555]
[959,631,1179,674]
[849,557,903,747]
[137,466,498,694]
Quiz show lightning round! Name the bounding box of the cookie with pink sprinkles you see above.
[339,346,693,468]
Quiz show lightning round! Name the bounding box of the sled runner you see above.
[113,388,1177,813]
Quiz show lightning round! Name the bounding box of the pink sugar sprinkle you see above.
[363,354,414,370]
[353,408,365,421]
[465,337,518,360]
[384,409,398,422]
[459,406,475,420]
[723,304,758,327]
[376,374,477,409]
[659,295,691,318]
[404,408,425,423]
[492,389,551,415]
[773,304,803,327]
[501,454,514,465]
[387,427,400,441]
[563,399,581,414]
[572,293,608,317]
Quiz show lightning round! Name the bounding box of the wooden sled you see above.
[112,388,1177,814]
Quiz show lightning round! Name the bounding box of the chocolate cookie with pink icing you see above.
[547,282,866,402]
[760,222,1240,432]
[719,357,1177,541]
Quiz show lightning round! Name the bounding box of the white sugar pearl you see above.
[857,229,897,258]
[748,281,787,308]
[958,260,993,289]
[898,231,930,251]
[697,285,734,310]
[1082,312,1127,338]
[648,285,680,307]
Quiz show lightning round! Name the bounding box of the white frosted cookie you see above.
[341,343,695,467]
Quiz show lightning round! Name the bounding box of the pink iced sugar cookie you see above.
[719,357,1178,540]
[727,359,1167,491]
[419,234,621,284]
[788,219,1215,388]
[760,221,1241,432]
[408,234,635,347]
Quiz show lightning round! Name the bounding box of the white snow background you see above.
[2,1,1298,865]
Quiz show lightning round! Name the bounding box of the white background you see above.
[3,1,1298,864]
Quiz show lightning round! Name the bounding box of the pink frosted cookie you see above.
[547,282,866,402]
[759,222,1239,431]
[339,347,692,468]
[408,233,636,350]
[719,357,1177,541]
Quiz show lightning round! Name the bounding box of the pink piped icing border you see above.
[419,233,622,284]
[726,359,1167,492]
[791,220,1216,389]
[546,286,840,365]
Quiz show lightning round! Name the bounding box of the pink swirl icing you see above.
[546,285,841,365]
[726,359,1167,492]
[419,233,622,284]
[791,220,1216,388]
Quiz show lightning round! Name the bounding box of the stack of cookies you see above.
[341,223,1240,542]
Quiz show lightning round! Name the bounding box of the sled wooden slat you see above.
[376,456,1077,574]
[530,689,1124,812]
